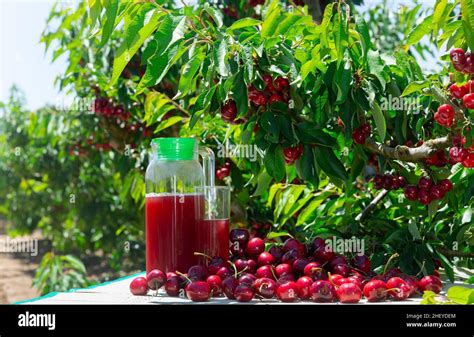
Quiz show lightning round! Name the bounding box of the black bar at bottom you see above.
[0,304,471,335]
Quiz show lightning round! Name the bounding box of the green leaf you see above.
[372,102,386,142]
[88,0,102,29]
[275,14,302,36]
[233,70,249,118]
[367,50,387,90]
[401,80,430,97]
[214,38,229,77]
[205,5,223,28]
[405,14,433,48]
[110,9,164,85]
[314,146,348,182]
[99,0,119,48]
[296,146,319,187]
[177,46,205,97]
[261,3,281,37]
[446,286,474,304]
[264,145,285,182]
[407,222,421,241]
[154,116,182,133]
[355,16,371,59]
[461,0,474,51]
[228,17,261,31]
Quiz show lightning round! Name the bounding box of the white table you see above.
[18,272,467,305]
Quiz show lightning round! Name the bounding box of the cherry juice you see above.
[146,193,204,274]
[196,219,230,263]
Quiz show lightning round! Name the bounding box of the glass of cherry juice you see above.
[195,186,230,263]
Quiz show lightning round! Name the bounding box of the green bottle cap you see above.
[151,138,197,161]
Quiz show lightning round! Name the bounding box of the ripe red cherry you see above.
[262,74,276,92]
[269,93,285,105]
[401,275,420,297]
[313,246,335,264]
[230,228,250,244]
[130,277,148,295]
[216,266,233,280]
[234,284,255,302]
[253,278,278,298]
[404,185,419,201]
[257,252,275,266]
[419,275,442,294]
[146,269,166,290]
[282,238,305,254]
[268,246,284,262]
[352,130,366,144]
[165,275,184,296]
[439,179,453,193]
[187,265,208,281]
[186,281,211,302]
[463,152,474,168]
[350,255,371,275]
[434,104,455,127]
[296,276,313,299]
[206,275,223,297]
[463,93,474,109]
[274,77,290,91]
[329,274,345,287]
[310,280,335,302]
[220,100,237,123]
[450,48,466,65]
[450,146,468,163]
[303,262,326,280]
[238,273,257,286]
[216,167,230,180]
[222,277,239,299]
[246,237,265,256]
[281,249,299,265]
[283,145,303,164]
[256,265,275,280]
[248,86,268,106]
[276,282,301,302]
[275,263,293,278]
[418,177,433,190]
[336,282,362,303]
[418,189,432,205]
[360,124,371,135]
[292,258,310,275]
[449,83,468,99]
[463,54,474,73]
[331,264,350,277]
[386,277,411,300]
[329,255,348,268]
[363,279,388,302]
[309,237,326,252]
[430,185,445,200]
[277,273,296,285]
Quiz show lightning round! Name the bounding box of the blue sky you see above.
[0,0,437,111]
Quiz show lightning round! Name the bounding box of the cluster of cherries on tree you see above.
[130,230,442,303]
[220,74,290,124]
[216,161,232,180]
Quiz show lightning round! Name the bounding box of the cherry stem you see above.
[175,271,192,284]
[194,251,212,260]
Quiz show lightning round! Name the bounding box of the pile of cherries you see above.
[130,232,443,303]
[220,74,290,124]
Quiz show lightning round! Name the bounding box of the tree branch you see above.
[363,135,452,162]
[436,248,474,258]
[355,189,389,222]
